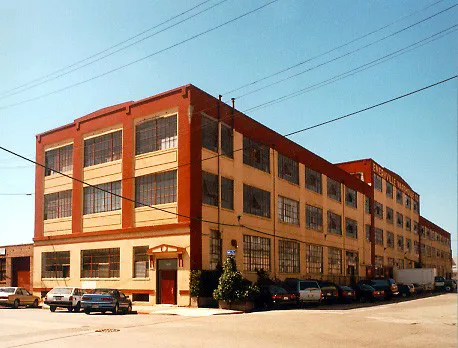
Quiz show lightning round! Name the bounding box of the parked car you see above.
[257,285,297,309]
[81,289,132,315]
[316,281,339,303]
[397,283,415,297]
[335,285,356,303]
[444,279,457,292]
[434,276,446,291]
[283,279,322,304]
[354,284,385,302]
[358,278,399,299]
[0,287,40,309]
[45,287,85,312]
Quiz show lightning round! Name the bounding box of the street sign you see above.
[226,249,236,256]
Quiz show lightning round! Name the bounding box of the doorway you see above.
[157,259,177,304]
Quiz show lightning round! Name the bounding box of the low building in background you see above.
[0,243,33,291]
[32,84,453,305]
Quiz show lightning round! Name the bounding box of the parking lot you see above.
[0,293,456,348]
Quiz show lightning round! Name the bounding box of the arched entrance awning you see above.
[146,244,185,268]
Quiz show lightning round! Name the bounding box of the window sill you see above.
[132,278,151,281]
[41,278,70,281]
[80,278,120,281]
[135,147,178,160]
[242,212,272,221]
[278,220,300,227]
[242,163,271,175]
[44,170,73,178]
[83,158,122,170]
[277,176,300,187]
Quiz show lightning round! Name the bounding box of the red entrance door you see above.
[160,270,176,304]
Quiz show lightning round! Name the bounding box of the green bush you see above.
[189,270,202,297]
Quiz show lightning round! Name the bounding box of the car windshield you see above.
[360,284,374,291]
[48,288,73,294]
[371,280,387,286]
[388,279,396,284]
[300,281,318,290]
[0,287,15,293]
[340,286,352,291]
[93,289,115,295]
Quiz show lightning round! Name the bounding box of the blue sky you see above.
[0,0,456,255]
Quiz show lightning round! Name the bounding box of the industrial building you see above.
[32,84,453,305]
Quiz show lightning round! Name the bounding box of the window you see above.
[221,124,233,158]
[374,201,383,219]
[405,195,411,209]
[374,174,382,191]
[305,168,322,194]
[413,200,419,213]
[84,130,122,167]
[414,241,419,254]
[136,115,177,155]
[243,235,271,271]
[243,184,271,218]
[346,251,358,275]
[221,177,234,210]
[41,251,70,278]
[201,115,218,152]
[202,171,218,206]
[133,246,149,278]
[375,228,384,246]
[306,205,323,231]
[395,259,404,269]
[327,211,342,235]
[84,181,121,214]
[406,238,412,253]
[345,218,358,239]
[278,196,299,225]
[278,240,300,273]
[396,189,403,204]
[386,181,393,198]
[375,256,384,268]
[135,170,177,207]
[397,235,404,251]
[387,231,394,248]
[0,259,5,281]
[396,212,403,228]
[365,197,371,214]
[209,230,222,270]
[327,178,341,202]
[243,137,270,173]
[386,207,393,224]
[345,187,357,208]
[387,257,395,266]
[277,154,299,185]
[328,247,342,275]
[365,224,371,241]
[305,244,323,274]
[45,144,73,176]
[44,190,72,219]
[405,217,411,231]
[81,248,120,278]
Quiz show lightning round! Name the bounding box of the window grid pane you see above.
[133,246,149,278]
[278,153,299,185]
[84,130,122,167]
[135,170,177,207]
[278,240,300,273]
[243,184,271,218]
[202,171,218,206]
[221,124,233,158]
[345,217,358,239]
[201,116,218,152]
[327,178,341,202]
[243,137,270,173]
[345,187,357,208]
[136,115,177,155]
[243,235,271,271]
[209,230,222,270]
[81,248,120,278]
[306,244,323,274]
[278,196,299,225]
[328,247,342,275]
[41,251,70,278]
[221,177,234,210]
[45,144,73,176]
[84,181,121,214]
[306,205,323,231]
[44,190,72,220]
[327,211,342,235]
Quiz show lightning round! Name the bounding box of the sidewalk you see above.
[133,304,244,316]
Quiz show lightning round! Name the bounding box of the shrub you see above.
[189,270,202,297]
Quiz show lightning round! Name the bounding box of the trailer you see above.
[393,268,436,291]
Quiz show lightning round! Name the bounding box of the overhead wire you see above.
[0,0,230,101]
[0,0,214,98]
[0,0,279,111]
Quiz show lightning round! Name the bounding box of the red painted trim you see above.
[419,216,451,238]
[122,116,134,229]
[179,290,190,295]
[72,134,83,234]
[34,142,45,239]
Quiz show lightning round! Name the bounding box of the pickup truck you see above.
[283,279,322,304]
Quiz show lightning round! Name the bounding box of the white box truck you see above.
[394,268,436,291]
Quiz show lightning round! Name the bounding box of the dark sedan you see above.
[317,281,339,303]
[257,285,297,309]
[336,285,356,303]
[81,289,132,315]
[354,284,385,302]
[398,284,415,298]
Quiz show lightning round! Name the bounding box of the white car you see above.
[44,287,85,312]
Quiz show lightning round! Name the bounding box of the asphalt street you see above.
[0,293,456,348]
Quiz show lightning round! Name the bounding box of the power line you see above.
[233,3,458,100]
[222,0,450,96]
[0,193,33,196]
[0,0,229,101]
[1,75,456,236]
[0,0,213,98]
[0,0,279,111]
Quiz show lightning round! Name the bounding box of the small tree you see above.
[213,256,246,303]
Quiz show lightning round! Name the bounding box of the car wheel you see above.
[402,293,407,298]
[359,296,366,303]
[50,306,56,312]
[32,299,39,308]
[84,308,91,315]
[445,286,451,292]
[12,299,19,309]
[112,303,119,315]
[74,302,81,312]
[123,303,132,315]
